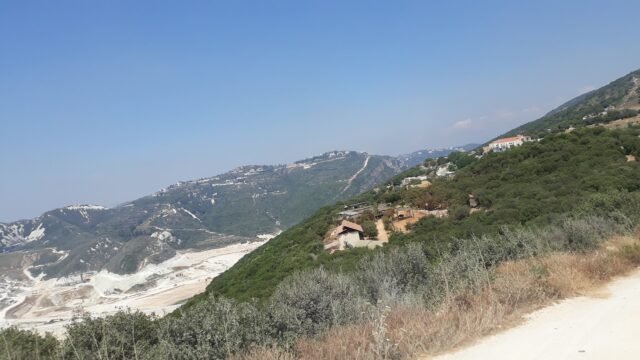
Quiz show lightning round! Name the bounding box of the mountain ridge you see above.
[498,69,640,139]
[1,150,410,278]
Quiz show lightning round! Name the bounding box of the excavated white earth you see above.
[0,240,267,336]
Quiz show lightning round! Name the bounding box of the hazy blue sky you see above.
[2,0,640,221]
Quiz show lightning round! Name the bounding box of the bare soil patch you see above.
[375,219,389,242]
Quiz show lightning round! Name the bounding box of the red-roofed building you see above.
[486,135,532,152]
[324,220,370,253]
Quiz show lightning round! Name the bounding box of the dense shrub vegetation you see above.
[0,327,59,359]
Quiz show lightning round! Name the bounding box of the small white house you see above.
[486,135,531,153]
[324,220,382,253]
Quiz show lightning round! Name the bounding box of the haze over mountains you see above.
[0,147,471,279]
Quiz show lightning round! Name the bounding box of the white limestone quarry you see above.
[0,240,267,336]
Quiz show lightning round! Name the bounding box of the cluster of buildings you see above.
[582,105,617,121]
[324,201,452,254]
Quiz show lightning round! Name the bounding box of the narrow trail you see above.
[428,269,640,360]
[375,219,388,242]
[341,155,371,194]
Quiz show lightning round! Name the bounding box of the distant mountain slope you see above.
[398,144,479,168]
[501,69,640,138]
[0,151,404,278]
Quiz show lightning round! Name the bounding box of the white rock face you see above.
[150,231,173,241]
[26,223,45,242]
[64,205,107,211]
[0,223,26,246]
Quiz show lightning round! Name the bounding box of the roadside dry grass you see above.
[234,235,640,360]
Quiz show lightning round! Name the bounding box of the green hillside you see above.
[500,69,640,138]
[185,125,640,306]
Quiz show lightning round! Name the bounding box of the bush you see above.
[0,327,59,360]
[158,296,268,359]
[447,151,476,169]
[267,268,368,340]
[450,205,470,220]
[362,220,378,239]
[62,309,159,359]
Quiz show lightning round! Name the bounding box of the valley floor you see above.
[430,269,640,360]
[0,240,266,336]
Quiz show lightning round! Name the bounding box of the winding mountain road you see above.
[341,155,371,194]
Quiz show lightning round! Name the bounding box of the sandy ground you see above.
[393,212,426,233]
[375,220,389,242]
[430,269,640,360]
[0,240,267,336]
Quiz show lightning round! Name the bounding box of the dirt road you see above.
[431,270,640,360]
[375,219,389,242]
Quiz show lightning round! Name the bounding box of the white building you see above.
[324,220,382,253]
[486,135,531,153]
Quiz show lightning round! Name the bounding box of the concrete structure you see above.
[401,175,430,187]
[324,220,383,253]
[468,194,479,208]
[485,135,532,153]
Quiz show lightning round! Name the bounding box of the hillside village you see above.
[322,114,639,255]
[321,116,640,256]
[323,134,537,253]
